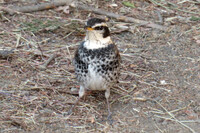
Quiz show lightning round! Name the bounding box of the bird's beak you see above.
[85,26,94,31]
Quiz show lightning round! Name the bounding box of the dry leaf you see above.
[56,6,70,14]
[114,23,129,30]
[109,3,118,7]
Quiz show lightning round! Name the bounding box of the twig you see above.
[15,33,21,48]
[0,47,14,58]
[138,80,171,92]
[155,10,163,24]
[76,4,167,31]
[155,100,196,133]
[184,26,200,34]
[28,86,79,95]
[39,54,56,70]
[0,0,73,15]
[111,86,147,105]
[36,43,44,58]
[2,117,27,130]
[154,122,164,133]
[154,115,200,123]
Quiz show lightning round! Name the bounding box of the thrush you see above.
[69,18,120,120]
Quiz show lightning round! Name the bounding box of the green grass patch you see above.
[19,19,62,33]
[122,1,135,8]
[190,16,200,21]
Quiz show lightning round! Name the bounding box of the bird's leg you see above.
[105,88,113,124]
[67,86,86,115]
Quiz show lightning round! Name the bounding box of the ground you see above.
[0,0,200,133]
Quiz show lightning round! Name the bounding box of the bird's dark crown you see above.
[86,18,110,38]
[86,18,106,27]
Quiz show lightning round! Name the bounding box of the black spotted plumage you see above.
[74,42,120,89]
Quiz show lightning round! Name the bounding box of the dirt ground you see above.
[0,0,200,133]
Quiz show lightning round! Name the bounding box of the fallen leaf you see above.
[122,1,135,8]
[56,6,70,14]
[109,3,118,7]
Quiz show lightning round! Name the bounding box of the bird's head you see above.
[84,18,111,47]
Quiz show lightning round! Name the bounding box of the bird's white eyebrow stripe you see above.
[92,23,107,28]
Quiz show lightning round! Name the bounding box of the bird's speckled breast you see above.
[74,41,120,90]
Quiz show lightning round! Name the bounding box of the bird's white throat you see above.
[84,31,112,49]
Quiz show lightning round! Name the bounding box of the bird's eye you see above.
[95,26,104,30]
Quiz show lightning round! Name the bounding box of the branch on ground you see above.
[0,48,14,59]
[0,0,167,31]
[76,4,167,31]
[39,54,56,70]
[0,0,73,15]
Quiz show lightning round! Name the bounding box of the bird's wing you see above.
[74,42,89,70]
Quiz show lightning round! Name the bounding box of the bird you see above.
[69,18,121,121]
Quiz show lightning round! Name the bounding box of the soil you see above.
[0,0,200,133]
